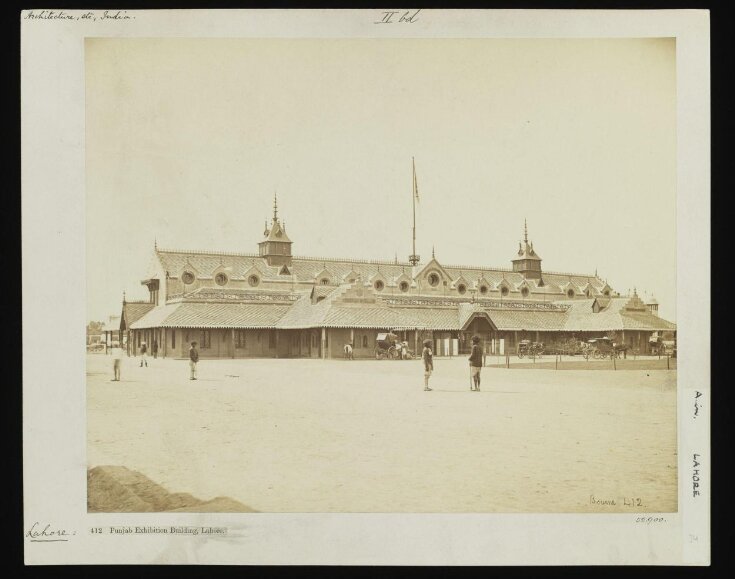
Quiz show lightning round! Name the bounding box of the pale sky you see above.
[86,37,676,322]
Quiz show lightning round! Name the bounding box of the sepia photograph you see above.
[85,37,678,514]
[22,9,710,565]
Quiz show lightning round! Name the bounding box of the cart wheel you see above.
[518,352,524,359]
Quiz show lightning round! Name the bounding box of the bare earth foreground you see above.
[87,354,677,513]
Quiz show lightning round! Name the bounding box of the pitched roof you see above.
[561,298,675,332]
[261,219,292,243]
[485,309,569,332]
[154,248,608,297]
[513,239,542,261]
[122,302,155,330]
[130,302,291,329]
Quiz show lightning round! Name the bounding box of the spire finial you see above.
[432,245,435,259]
[524,218,528,244]
[273,191,278,223]
[264,219,269,236]
[122,291,126,304]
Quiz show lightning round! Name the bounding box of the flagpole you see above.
[412,157,416,262]
[410,157,420,266]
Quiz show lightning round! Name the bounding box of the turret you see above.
[646,294,659,317]
[257,193,293,267]
[511,219,542,280]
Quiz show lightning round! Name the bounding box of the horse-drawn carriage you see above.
[374,332,414,360]
[649,332,676,357]
[582,337,627,360]
[546,337,584,356]
[517,339,544,358]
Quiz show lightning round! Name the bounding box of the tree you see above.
[87,321,104,336]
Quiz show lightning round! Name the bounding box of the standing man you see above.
[422,339,434,391]
[189,341,199,380]
[111,343,123,381]
[469,335,483,391]
[139,341,148,367]
[152,339,159,359]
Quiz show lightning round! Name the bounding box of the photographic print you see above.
[22,9,710,565]
[85,36,678,514]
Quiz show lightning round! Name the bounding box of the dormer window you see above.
[479,285,488,295]
[500,286,509,297]
[249,274,260,287]
[215,273,228,286]
[399,281,409,292]
[521,287,529,298]
[182,271,195,285]
[567,288,575,298]
[320,278,330,285]
[374,280,384,291]
[428,273,440,287]
[457,283,467,295]
[603,289,611,297]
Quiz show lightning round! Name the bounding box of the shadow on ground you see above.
[87,465,257,513]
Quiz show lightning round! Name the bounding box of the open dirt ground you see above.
[87,354,677,513]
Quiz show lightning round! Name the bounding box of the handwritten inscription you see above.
[692,454,702,497]
[635,516,667,524]
[693,390,702,418]
[375,9,421,24]
[589,495,646,508]
[24,10,135,22]
[25,522,75,542]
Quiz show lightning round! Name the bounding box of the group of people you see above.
[109,335,485,391]
[422,335,484,392]
[108,341,200,381]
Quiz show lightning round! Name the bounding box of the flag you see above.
[412,157,419,203]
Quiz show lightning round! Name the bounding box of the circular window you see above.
[521,287,529,298]
[181,271,195,285]
[374,280,384,291]
[603,290,610,297]
[457,284,467,295]
[500,286,509,297]
[428,273,440,287]
[215,273,228,286]
[248,274,260,287]
[567,289,575,298]
[479,285,488,295]
[399,281,409,292]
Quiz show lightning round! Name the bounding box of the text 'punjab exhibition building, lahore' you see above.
[119,193,676,360]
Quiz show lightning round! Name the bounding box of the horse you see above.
[343,344,354,360]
